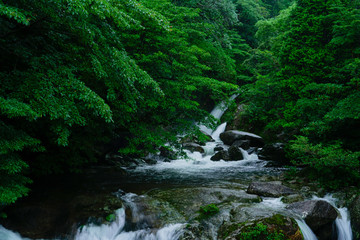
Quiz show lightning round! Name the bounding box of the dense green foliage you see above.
[1,0,359,206]
[241,0,360,188]
[0,0,244,205]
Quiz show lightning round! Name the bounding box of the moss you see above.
[236,223,287,240]
[105,213,116,222]
[196,203,219,220]
[264,214,287,226]
[218,214,304,240]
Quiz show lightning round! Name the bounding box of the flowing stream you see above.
[0,98,354,240]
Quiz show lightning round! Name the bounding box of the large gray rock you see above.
[231,140,250,150]
[247,182,295,197]
[228,146,244,160]
[219,214,302,240]
[287,200,338,233]
[220,130,264,147]
[211,150,230,161]
[182,142,205,153]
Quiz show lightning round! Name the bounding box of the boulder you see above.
[214,144,226,152]
[246,147,258,155]
[220,130,264,147]
[231,140,250,150]
[182,143,205,153]
[287,200,337,236]
[218,214,303,240]
[258,143,288,164]
[211,150,230,161]
[228,146,244,160]
[247,182,295,197]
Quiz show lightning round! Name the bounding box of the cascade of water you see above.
[211,122,227,142]
[75,193,184,240]
[0,193,183,240]
[199,94,238,135]
[312,195,353,240]
[0,226,31,240]
[295,219,318,240]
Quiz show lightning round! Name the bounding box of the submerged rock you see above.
[220,130,264,147]
[287,200,337,239]
[247,182,295,197]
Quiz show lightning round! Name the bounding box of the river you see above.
[0,100,353,240]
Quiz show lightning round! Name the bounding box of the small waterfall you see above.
[211,122,227,142]
[295,219,318,240]
[335,207,353,240]
[312,195,353,240]
[0,226,31,240]
[199,94,238,135]
[75,211,183,240]
[0,193,184,240]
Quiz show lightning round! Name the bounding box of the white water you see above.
[0,193,184,240]
[199,94,238,135]
[296,219,318,240]
[0,226,31,240]
[312,195,353,240]
[75,192,184,240]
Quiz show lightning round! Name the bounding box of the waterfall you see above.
[312,195,353,240]
[0,226,31,240]
[335,207,353,240]
[0,193,184,240]
[75,193,184,240]
[199,94,238,135]
[211,122,227,142]
[295,219,318,240]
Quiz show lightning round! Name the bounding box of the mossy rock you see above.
[218,214,303,240]
[282,194,305,204]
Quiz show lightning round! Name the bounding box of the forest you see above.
[0,0,359,217]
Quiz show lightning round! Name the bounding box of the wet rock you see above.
[349,195,360,238]
[148,187,261,220]
[214,145,225,152]
[211,150,230,161]
[281,194,305,204]
[182,142,205,153]
[219,214,303,240]
[247,182,295,197]
[246,147,258,155]
[258,143,288,164]
[228,146,244,160]
[220,130,264,147]
[231,140,250,150]
[287,200,337,237]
